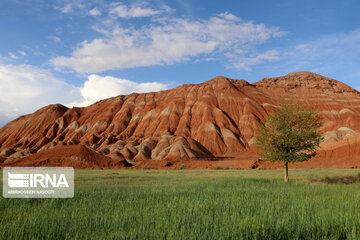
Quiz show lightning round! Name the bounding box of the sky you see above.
[0,0,359,125]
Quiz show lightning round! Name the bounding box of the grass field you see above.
[1,168,360,239]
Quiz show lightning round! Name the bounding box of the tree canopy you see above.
[256,102,323,181]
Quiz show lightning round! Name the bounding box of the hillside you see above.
[1,71,360,168]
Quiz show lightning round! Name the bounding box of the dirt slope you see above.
[3,145,126,168]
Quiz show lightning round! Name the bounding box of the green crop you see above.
[1,169,360,239]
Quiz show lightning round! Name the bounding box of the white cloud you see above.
[89,7,101,16]
[218,12,240,21]
[18,50,27,56]
[73,74,167,106]
[54,0,90,15]
[109,3,161,18]
[0,64,168,125]
[228,50,280,71]
[52,12,284,73]
[293,29,360,62]
[55,27,63,35]
[295,44,311,51]
[60,4,72,14]
[264,29,360,78]
[232,28,360,86]
[55,1,167,18]
[0,64,80,124]
[49,36,61,43]
[8,52,17,60]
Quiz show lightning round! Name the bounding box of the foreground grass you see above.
[1,169,360,239]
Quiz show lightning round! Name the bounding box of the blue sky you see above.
[0,0,359,125]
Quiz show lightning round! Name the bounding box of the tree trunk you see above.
[284,162,289,182]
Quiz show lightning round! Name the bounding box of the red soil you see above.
[3,145,124,169]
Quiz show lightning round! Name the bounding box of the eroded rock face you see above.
[5,145,123,168]
[0,72,360,168]
[256,71,358,93]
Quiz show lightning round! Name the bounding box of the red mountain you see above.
[1,71,360,169]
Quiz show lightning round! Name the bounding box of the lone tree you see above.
[256,102,323,182]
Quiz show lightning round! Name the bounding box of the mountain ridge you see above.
[1,71,360,169]
[255,71,359,93]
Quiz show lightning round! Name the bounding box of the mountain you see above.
[1,71,360,169]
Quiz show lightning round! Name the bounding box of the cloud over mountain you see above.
[0,64,166,125]
[0,64,79,121]
[73,74,167,107]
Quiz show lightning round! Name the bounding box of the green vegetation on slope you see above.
[1,169,360,239]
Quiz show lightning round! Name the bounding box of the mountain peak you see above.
[284,71,324,77]
[204,75,250,87]
[206,75,231,83]
[255,71,357,93]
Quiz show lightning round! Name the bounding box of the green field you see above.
[1,169,360,239]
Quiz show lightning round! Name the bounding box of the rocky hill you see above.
[1,71,360,169]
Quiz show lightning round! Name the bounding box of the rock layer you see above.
[4,145,122,168]
[1,71,360,168]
